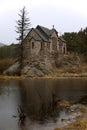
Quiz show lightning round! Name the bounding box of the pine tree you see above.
[16,6,31,43]
[15,6,31,74]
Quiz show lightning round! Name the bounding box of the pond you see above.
[0,78,87,130]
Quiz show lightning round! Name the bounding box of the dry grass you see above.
[0,58,16,74]
[50,63,87,78]
[54,118,87,130]
[0,75,25,80]
[54,101,87,130]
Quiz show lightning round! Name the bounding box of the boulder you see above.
[38,63,52,74]
[55,55,80,68]
[3,62,20,75]
[21,61,52,77]
[22,66,44,77]
[27,67,44,77]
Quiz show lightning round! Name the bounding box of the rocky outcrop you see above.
[3,62,20,75]
[3,58,52,77]
[21,61,52,77]
[54,103,87,130]
[21,66,44,77]
[3,54,80,77]
[55,55,80,68]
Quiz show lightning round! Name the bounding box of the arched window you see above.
[32,42,34,49]
[41,42,43,50]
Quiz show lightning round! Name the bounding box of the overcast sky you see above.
[0,0,87,44]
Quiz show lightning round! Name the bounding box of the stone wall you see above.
[30,40,41,55]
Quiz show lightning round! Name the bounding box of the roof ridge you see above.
[37,25,50,30]
[36,25,50,38]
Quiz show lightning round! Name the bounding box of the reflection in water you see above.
[78,95,87,104]
[19,78,87,122]
[0,80,20,130]
[0,78,87,130]
[19,79,60,122]
[18,105,26,127]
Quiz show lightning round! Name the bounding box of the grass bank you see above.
[48,63,87,78]
[0,62,87,79]
[0,75,25,80]
[54,107,87,130]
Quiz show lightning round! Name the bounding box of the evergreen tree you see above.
[63,27,87,55]
[15,6,31,73]
[16,6,31,43]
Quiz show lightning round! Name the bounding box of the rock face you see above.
[22,66,44,77]
[55,55,80,68]
[3,53,80,77]
[21,60,52,77]
[3,62,20,75]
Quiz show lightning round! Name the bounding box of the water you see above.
[0,78,87,130]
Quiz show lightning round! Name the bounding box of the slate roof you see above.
[36,25,58,36]
[36,25,50,36]
[58,36,66,45]
[32,32,42,41]
[33,25,57,42]
[35,28,49,42]
[28,25,66,45]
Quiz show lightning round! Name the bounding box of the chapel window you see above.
[41,42,44,50]
[32,42,34,49]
